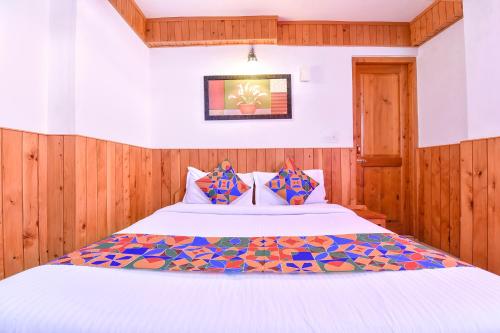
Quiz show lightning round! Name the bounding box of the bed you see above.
[0,203,499,333]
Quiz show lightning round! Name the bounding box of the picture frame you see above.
[204,74,292,120]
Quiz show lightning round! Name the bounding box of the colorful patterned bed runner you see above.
[50,233,470,273]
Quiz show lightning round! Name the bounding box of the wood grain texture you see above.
[146,16,278,47]
[417,144,460,257]
[2,129,24,276]
[418,138,500,272]
[108,0,459,48]
[278,21,410,46]
[4,127,500,279]
[409,0,463,46]
[108,0,147,42]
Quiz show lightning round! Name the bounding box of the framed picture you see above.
[204,74,292,120]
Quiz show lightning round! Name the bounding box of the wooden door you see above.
[354,62,415,234]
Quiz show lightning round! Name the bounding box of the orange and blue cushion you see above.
[195,160,249,204]
[265,158,319,205]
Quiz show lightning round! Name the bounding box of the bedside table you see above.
[347,205,387,228]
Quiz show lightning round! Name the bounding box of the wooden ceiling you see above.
[108,0,462,48]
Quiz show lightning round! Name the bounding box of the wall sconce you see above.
[247,45,258,62]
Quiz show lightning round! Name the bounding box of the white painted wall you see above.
[0,0,151,147]
[463,0,500,140]
[3,0,498,148]
[150,45,417,148]
[0,0,49,133]
[74,0,151,147]
[417,20,468,147]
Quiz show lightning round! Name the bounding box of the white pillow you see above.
[253,169,327,205]
[182,166,254,206]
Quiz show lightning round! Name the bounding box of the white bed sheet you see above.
[0,203,499,333]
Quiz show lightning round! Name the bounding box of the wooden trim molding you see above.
[277,21,410,47]
[107,0,462,48]
[146,16,278,47]
[0,127,358,279]
[108,0,147,42]
[409,0,463,46]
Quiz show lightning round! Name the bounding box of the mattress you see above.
[0,203,499,333]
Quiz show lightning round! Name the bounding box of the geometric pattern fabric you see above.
[51,233,470,274]
[265,158,319,205]
[195,159,249,204]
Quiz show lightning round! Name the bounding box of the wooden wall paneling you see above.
[96,140,107,240]
[208,150,218,170]
[115,144,124,228]
[409,0,463,46]
[303,149,313,170]
[199,150,209,172]
[189,149,200,170]
[246,149,257,172]
[256,149,266,171]
[21,132,39,270]
[128,147,138,223]
[322,149,333,203]
[313,149,322,170]
[439,145,450,252]
[151,149,162,212]
[2,130,24,277]
[85,138,98,244]
[63,136,76,254]
[138,148,148,219]
[488,138,500,274]
[422,148,432,244]
[170,150,181,203]
[161,149,171,207]
[275,148,285,170]
[349,149,357,205]
[179,150,190,203]
[460,141,473,263]
[75,137,87,250]
[277,22,410,46]
[340,149,351,206]
[47,136,64,260]
[293,148,304,169]
[106,142,116,235]
[449,144,461,257]
[265,148,276,172]
[237,149,247,173]
[331,149,342,204]
[472,140,488,269]
[417,149,424,241]
[430,147,441,248]
[37,135,48,264]
[284,148,295,163]
[146,16,279,47]
[228,149,238,170]
[122,145,132,226]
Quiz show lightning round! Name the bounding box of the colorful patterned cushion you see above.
[265,158,319,205]
[195,160,250,205]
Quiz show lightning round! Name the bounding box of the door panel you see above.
[361,73,401,156]
[355,63,410,234]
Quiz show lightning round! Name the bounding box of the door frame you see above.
[352,57,418,235]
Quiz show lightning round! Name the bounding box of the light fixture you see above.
[247,45,258,62]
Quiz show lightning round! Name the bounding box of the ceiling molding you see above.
[107,0,462,48]
[409,0,463,46]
